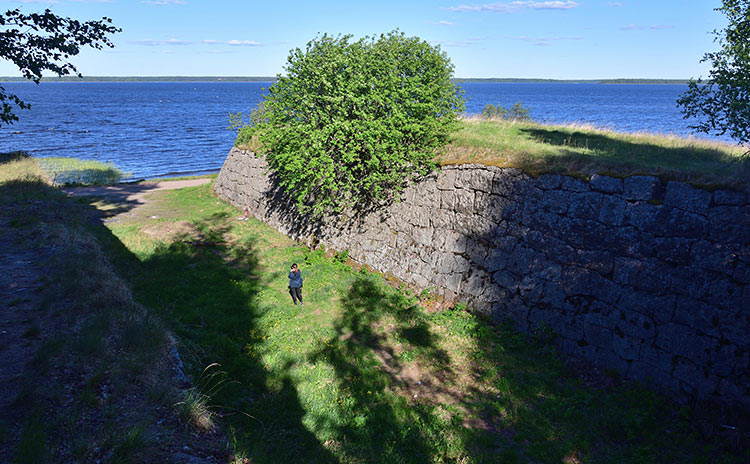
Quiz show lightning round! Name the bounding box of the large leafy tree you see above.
[677,0,749,145]
[0,8,120,124]
[248,31,464,214]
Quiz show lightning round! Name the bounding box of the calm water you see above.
[0,81,725,180]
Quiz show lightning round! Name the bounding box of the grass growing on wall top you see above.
[439,118,749,187]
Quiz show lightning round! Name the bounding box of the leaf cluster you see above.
[249,31,464,214]
[480,102,531,121]
[677,0,750,145]
[0,8,120,124]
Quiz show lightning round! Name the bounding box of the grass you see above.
[0,151,125,186]
[98,181,746,463]
[38,156,126,185]
[439,118,749,187]
[0,155,195,462]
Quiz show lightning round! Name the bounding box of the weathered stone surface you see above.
[598,196,627,226]
[713,189,746,206]
[215,148,749,409]
[664,181,712,215]
[623,176,659,201]
[536,173,563,190]
[590,174,623,194]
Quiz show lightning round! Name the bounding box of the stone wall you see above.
[215,147,750,409]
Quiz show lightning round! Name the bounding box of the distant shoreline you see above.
[0,76,690,85]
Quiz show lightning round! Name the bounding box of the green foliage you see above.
[677,0,750,145]
[232,103,271,150]
[0,8,120,124]
[480,102,531,121]
[251,30,464,213]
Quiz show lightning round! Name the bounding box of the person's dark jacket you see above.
[288,270,303,288]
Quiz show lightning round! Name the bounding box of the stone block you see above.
[491,172,524,198]
[559,265,592,295]
[619,291,675,323]
[540,280,568,309]
[529,256,562,282]
[439,190,456,210]
[598,196,627,226]
[565,219,612,251]
[561,176,589,192]
[540,189,571,215]
[623,176,659,201]
[691,240,739,275]
[652,237,695,265]
[465,238,489,266]
[613,333,641,360]
[709,206,750,243]
[652,207,708,239]
[519,274,545,301]
[535,173,564,190]
[590,174,624,194]
[664,181,712,215]
[572,249,615,276]
[713,189,746,206]
[584,319,614,348]
[709,344,737,378]
[461,168,494,193]
[617,311,656,341]
[436,168,458,190]
[453,188,476,215]
[639,345,674,379]
[613,257,641,287]
[505,245,535,275]
[655,323,693,353]
[439,230,467,254]
[567,192,604,220]
[492,270,520,292]
[624,201,659,231]
[411,226,434,247]
[704,277,743,311]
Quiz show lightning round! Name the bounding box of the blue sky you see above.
[0,0,728,79]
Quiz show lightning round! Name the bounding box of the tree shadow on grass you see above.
[111,216,336,463]
[308,274,503,463]
[518,127,750,184]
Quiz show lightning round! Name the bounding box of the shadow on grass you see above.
[307,274,493,463]
[519,127,750,183]
[104,216,336,462]
[0,150,30,164]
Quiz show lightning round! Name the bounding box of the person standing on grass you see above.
[288,263,304,306]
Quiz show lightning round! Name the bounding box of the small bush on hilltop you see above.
[243,30,464,214]
[481,102,531,121]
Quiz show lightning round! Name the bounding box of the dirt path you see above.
[0,216,44,418]
[64,178,211,204]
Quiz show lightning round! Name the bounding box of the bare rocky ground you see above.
[0,179,228,463]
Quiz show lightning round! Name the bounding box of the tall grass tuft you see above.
[37,156,126,185]
[174,363,232,431]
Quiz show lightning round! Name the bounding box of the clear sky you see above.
[0,0,728,79]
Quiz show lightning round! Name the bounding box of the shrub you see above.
[480,102,531,121]
[249,30,464,213]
